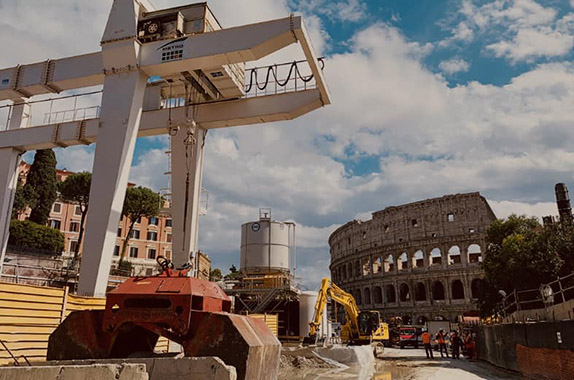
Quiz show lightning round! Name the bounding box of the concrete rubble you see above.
[0,363,147,380]
[26,357,236,380]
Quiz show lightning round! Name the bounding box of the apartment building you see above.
[16,162,173,276]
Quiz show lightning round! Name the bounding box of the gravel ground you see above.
[278,346,522,380]
[377,347,522,380]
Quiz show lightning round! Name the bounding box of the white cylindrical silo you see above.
[299,291,329,338]
[240,218,291,275]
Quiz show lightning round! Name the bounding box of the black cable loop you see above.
[245,58,325,93]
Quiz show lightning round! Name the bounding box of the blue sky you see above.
[3,0,574,288]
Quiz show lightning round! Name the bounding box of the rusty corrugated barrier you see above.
[0,281,169,365]
[249,314,278,337]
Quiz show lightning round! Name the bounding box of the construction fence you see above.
[0,281,168,366]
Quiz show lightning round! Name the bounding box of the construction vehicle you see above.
[307,278,389,355]
[47,257,280,380]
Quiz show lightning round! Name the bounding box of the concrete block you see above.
[313,345,374,368]
[39,356,236,380]
[0,363,147,380]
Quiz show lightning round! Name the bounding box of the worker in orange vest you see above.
[421,329,433,359]
[436,329,449,358]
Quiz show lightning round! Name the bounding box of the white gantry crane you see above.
[0,0,330,296]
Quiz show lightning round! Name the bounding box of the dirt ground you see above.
[278,346,522,380]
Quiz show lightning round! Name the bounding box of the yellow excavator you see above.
[306,278,389,355]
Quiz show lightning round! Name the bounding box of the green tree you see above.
[119,186,160,265]
[8,220,64,253]
[479,215,563,316]
[24,149,57,225]
[210,268,222,282]
[224,264,241,280]
[58,172,91,258]
[11,176,28,219]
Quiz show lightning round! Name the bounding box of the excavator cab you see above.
[358,311,381,336]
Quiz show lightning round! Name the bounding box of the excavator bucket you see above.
[181,311,281,380]
[47,260,281,380]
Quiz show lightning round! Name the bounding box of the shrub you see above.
[8,220,65,254]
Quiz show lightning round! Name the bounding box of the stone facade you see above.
[329,192,496,324]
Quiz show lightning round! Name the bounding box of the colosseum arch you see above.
[347,262,352,279]
[471,278,486,299]
[384,254,395,272]
[355,260,361,277]
[364,287,371,305]
[452,279,465,299]
[386,284,396,303]
[372,256,382,274]
[373,286,383,303]
[412,250,424,269]
[355,289,362,305]
[399,283,410,302]
[415,282,427,301]
[398,252,408,271]
[432,280,445,300]
[448,245,461,265]
[468,244,482,263]
[430,248,442,266]
[362,257,371,276]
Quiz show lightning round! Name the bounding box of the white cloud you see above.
[489,200,557,220]
[442,0,574,63]
[8,1,574,288]
[295,0,367,23]
[486,27,574,63]
[439,58,471,74]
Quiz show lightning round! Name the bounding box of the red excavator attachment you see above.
[47,257,280,380]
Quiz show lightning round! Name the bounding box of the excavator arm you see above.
[328,282,361,340]
[308,277,361,341]
[309,278,330,337]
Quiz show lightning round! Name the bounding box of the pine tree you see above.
[58,172,91,258]
[25,149,58,226]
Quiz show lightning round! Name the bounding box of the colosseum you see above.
[329,192,496,324]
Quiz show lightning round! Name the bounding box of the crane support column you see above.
[0,103,30,274]
[170,126,206,270]
[78,0,149,296]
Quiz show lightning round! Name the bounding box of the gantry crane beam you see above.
[0,89,323,151]
[0,16,329,104]
[0,0,330,297]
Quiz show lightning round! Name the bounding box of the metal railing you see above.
[43,105,101,124]
[500,272,574,316]
[243,58,324,98]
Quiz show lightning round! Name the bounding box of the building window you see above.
[130,230,140,240]
[52,203,62,213]
[166,219,172,227]
[135,216,142,224]
[117,227,122,237]
[447,213,454,222]
[74,205,82,216]
[166,233,172,243]
[148,248,157,259]
[147,231,158,241]
[384,225,390,233]
[129,246,138,258]
[70,221,80,232]
[469,228,475,233]
[411,219,419,227]
[431,233,437,238]
[149,217,159,226]
[69,240,78,253]
[114,245,120,256]
[165,250,171,260]
[50,220,61,230]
